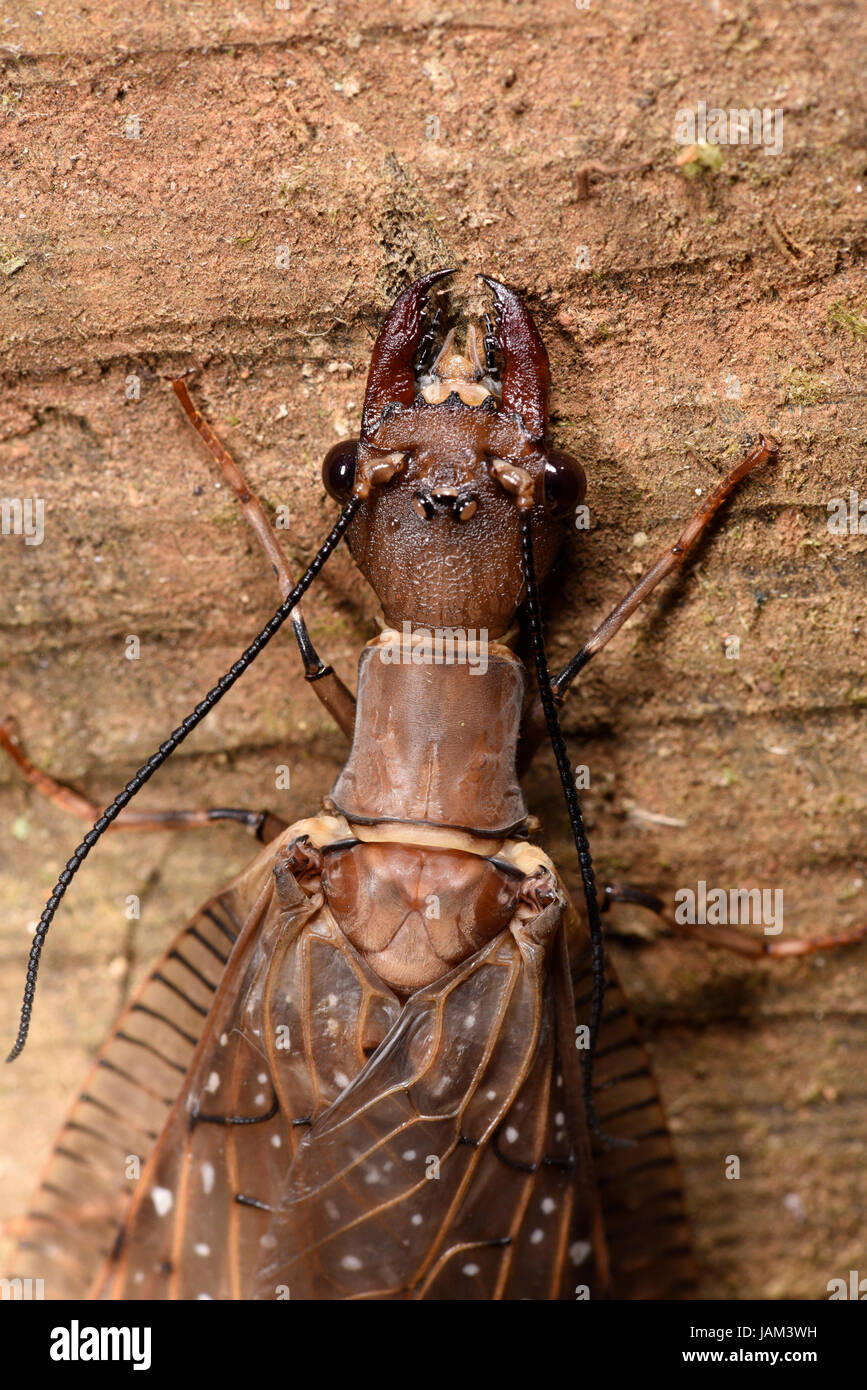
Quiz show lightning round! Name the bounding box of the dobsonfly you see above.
[4,270,864,1302]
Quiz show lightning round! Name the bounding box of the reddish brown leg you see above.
[0,719,288,844]
[600,881,867,959]
[171,376,356,740]
[520,435,778,766]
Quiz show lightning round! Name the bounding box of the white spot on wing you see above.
[271,1134,282,1148]
[201,1162,215,1195]
[462,1263,480,1277]
[570,1241,591,1266]
[530,1228,544,1244]
[194,1243,211,1257]
[342,1255,362,1271]
[541,1197,556,1215]
[334,1071,349,1089]
[505,1126,519,1144]
[402,1149,417,1162]
[152,1187,173,1217]
[411,1214,423,1227]
[205,1071,220,1093]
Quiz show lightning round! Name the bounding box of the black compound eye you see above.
[542,451,586,519]
[322,439,358,501]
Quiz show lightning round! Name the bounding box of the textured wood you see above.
[2,0,865,1299]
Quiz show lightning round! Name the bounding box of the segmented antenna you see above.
[7,497,360,1062]
[519,512,633,1149]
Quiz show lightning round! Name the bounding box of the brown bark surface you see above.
[1,0,865,1299]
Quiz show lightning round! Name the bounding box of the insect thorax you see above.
[330,634,529,838]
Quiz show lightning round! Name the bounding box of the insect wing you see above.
[573,944,697,1298]
[11,839,283,1299]
[20,839,611,1302]
[252,895,606,1300]
[99,856,323,1299]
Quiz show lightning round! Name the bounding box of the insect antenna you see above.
[519,511,633,1149]
[6,497,360,1063]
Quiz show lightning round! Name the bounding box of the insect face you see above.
[324,270,584,637]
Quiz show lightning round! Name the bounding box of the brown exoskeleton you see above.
[6,270,862,1300]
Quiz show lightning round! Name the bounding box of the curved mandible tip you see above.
[479,275,550,440]
[361,268,456,433]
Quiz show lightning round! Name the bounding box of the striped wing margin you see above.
[572,940,698,1298]
[10,836,283,1299]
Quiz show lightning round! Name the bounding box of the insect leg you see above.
[519,435,779,767]
[600,878,867,958]
[171,376,355,739]
[0,719,288,843]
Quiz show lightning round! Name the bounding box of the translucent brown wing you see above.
[103,860,607,1300]
[15,823,688,1301]
[253,901,604,1301]
[572,942,698,1298]
[10,836,283,1300]
[97,852,326,1299]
